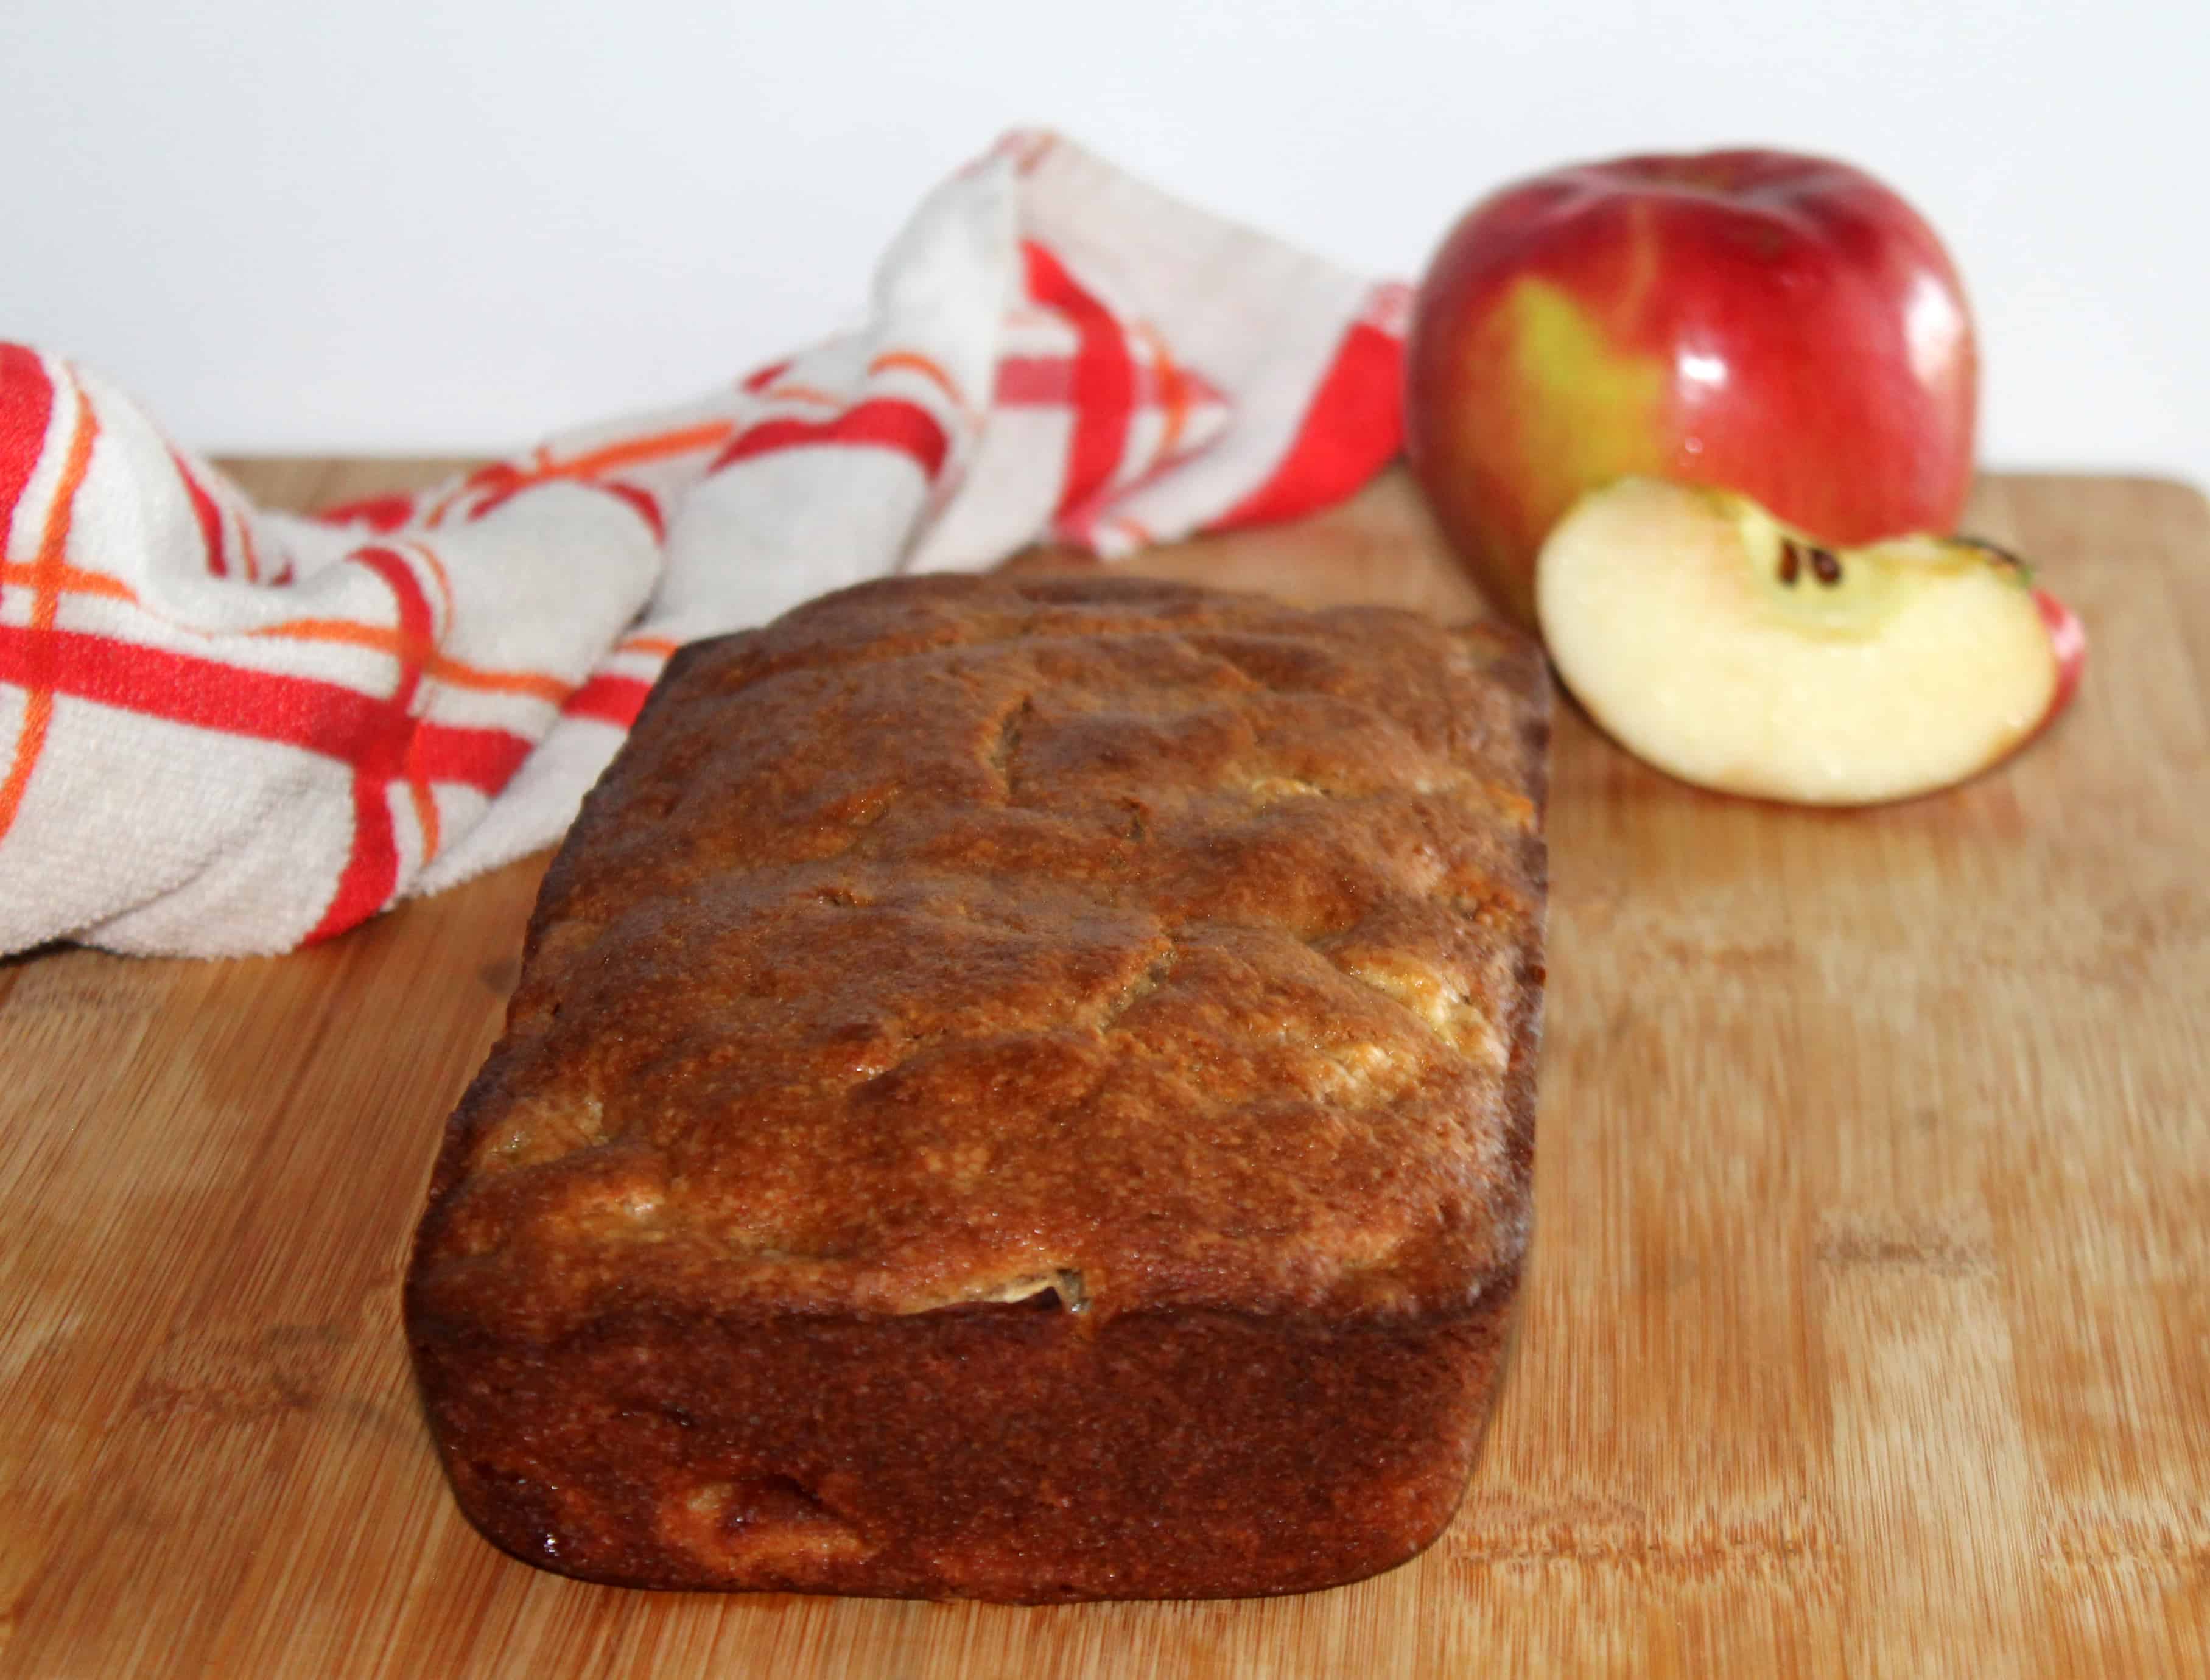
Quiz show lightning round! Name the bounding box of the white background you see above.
[4,0,2203,492]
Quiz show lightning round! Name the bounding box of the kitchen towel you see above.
[0,129,1408,957]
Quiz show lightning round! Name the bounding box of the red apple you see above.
[1405,149,1977,628]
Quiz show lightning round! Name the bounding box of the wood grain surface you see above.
[2,461,2206,1678]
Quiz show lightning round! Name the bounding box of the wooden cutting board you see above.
[4,463,2206,1678]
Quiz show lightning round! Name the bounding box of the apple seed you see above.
[1776,536,1843,586]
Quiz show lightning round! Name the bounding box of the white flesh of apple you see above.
[1536,477,2058,805]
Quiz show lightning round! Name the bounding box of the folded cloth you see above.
[0,130,1408,958]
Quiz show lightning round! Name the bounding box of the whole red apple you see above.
[1405,149,1977,628]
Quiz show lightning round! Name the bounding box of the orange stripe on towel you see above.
[868,351,966,413]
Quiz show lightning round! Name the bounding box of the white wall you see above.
[4,0,2203,492]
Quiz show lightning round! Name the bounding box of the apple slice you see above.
[1535,477,2084,805]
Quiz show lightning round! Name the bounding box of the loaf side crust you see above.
[407,573,1549,1600]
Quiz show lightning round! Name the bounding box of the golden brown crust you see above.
[406,573,1548,1600]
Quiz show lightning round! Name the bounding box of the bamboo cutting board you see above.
[3,463,2206,1678]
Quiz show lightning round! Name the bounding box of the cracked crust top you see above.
[409,575,1549,1343]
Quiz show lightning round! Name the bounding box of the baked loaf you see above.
[405,573,1548,1601]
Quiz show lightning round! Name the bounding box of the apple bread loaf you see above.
[404,573,1549,1601]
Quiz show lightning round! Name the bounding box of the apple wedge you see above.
[1535,477,2083,805]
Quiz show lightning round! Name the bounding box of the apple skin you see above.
[2032,587,2088,730]
[1405,149,1978,628]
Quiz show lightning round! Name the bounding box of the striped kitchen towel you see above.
[0,129,1408,958]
